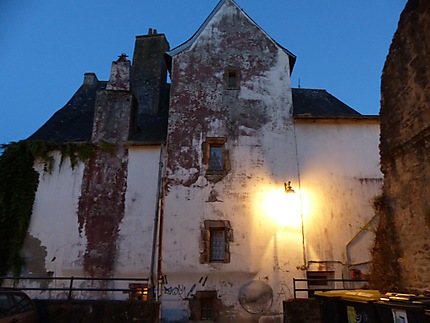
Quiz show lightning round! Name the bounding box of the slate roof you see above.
[28,81,106,143]
[28,82,373,144]
[28,79,170,144]
[292,88,368,118]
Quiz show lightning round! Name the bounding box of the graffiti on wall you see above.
[163,275,208,300]
[275,281,293,303]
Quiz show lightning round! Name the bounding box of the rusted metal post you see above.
[68,276,74,300]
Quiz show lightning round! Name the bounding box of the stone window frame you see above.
[189,290,221,321]
[202,137,231,176]
[200,220,233,264]
[224,67,240,90]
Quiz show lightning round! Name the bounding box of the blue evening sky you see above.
[0,0,406,145]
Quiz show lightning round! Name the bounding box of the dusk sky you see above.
[1,0,407,146]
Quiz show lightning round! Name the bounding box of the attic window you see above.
[225,68,240,89]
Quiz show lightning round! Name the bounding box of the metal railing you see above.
[293,278,369,299]
[0,276,150,300]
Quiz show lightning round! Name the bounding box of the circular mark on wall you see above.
[239,280,273,314]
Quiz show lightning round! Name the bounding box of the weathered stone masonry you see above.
[78,56,132,278]
[374,0,430,293]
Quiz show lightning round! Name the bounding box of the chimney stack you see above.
[91,54,133,143]
[131,33,170,119]
[83,72,98,87]
[106,54,131,91]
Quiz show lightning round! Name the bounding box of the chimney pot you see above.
[83,72,98,86]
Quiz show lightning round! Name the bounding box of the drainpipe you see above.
[150,143,165,301]
[292,121,307,270]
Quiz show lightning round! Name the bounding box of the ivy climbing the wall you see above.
[0,140,96,277]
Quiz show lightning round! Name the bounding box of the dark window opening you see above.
[189,291,220,321]
[201,297,214,320]
[307,271,335,298]
[209,229,226,262]
[202,137,230,176]
[209,146,223,171]
[228,70,237,88]
[225,67,240,89]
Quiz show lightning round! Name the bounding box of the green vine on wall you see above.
[0,140,97,277]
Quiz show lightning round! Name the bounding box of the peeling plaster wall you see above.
[116,146,161,276]
[77,147,129,278]
[294,120,382,291]
[23,153,87,280]
[162,1,300,321]
[22,147,161,296]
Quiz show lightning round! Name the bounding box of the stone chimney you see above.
[91,54,133,144]
[106,54,131,91]
[131,32,170,119]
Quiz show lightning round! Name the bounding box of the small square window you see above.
[225,67,240,89]
[228,70,237,88]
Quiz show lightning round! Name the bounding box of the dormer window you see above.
[225,67,240,89]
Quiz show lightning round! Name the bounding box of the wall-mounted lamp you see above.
[284,181,295,194]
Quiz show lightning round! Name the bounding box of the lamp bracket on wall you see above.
[284,181,295,194]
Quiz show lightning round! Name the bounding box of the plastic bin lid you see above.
[314,290,357,298]
[341,290,384,301]
[380,293,430,306]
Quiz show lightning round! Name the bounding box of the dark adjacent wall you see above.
[373,0,430,293]
[34,300,160,323]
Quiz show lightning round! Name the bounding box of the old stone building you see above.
[1,0,382,322]
[372,0,430,294]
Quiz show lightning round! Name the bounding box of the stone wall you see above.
[373,0,430,293]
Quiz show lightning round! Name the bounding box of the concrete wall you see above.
[374,0,430,293]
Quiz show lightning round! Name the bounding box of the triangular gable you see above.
[166,0,296,73]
